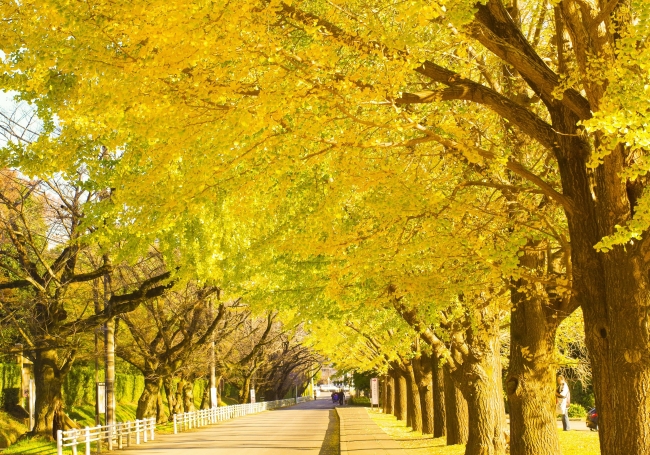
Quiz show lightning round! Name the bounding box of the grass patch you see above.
[1,436,63,455]
[558,428,600,455]
[67,403,138,428]
[219,397,238,406]
[368,409,600,455]
[368,410,464,455]
[0,411,27,449]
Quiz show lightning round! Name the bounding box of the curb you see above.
[336,408,348,455]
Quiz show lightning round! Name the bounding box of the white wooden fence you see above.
[56,395,314,454]
[56,417,155,455]
[173,396,314,433]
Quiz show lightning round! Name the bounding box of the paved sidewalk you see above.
[117,398,336,454]
[337,407,406,455]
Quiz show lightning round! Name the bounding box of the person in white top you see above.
[556,375,571,431]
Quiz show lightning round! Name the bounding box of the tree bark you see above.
[156,385,167,424]
[200,380,210,409]
[443,364,468,446]
[385,373,395,415]
[457,347,507,455]
[136,375,160,419]
[406,362,423,432]
[394,370,408,422]
[414,352,434,435]
[174,378,185,413]
[183,379,196,412]
[33,349,65,437]
[432,353,446,438]
[507,283,562,455]
[163,377,177,415]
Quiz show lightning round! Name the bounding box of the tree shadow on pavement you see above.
[318,410,340,455]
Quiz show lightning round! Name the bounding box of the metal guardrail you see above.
[173,396,314,434]
[56,417,155,455]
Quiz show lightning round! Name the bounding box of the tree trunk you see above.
[163,377,177,415]
[443,364,468,446]
[414,352,434,435]
[136,376,160,419]
[548,88,650,455]
[406,362,423,432]
[200,380,210,410]
[156,386,167,424]
[394,371,408,422]
[451,306,507,455]
[385,373,395,415]
[382,375,388,412]
[507,283,562,455]
[432,353,446,438]
[457,355,507,455]
[174,378,185,414]
[183,379,195,412]
[33,349,65,437]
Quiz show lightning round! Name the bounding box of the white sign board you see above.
[97,382,106,414]
[370,378,379,405]
[250,389,256,404]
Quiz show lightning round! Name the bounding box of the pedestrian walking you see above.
[556,375,571,431]
[339,389,345,406]
[332,392,338,403]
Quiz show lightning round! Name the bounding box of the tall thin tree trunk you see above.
[443,364,468,446]
[156,382,168,424]
[432,353,446,438]
[104,275,116,427]
[200,380,210,410]
[406,362,423,432]
[163,377,177,415]
[414,352,434,435]
[394,371,408,422]
[386,373,395,415]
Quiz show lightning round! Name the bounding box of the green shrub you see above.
[568,403,586,418]
[348,396,371,406]
[0,364,20,409]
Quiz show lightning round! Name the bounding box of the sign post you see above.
[370,378,379,408]
[250,389,256,404]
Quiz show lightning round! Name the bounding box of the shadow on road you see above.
[318,409,340,455]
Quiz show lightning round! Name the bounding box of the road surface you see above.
[124,398,339,455]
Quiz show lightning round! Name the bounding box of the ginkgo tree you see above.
[2,0,650,454]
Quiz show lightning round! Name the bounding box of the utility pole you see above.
[93,279,101,425]
[209,301,217,408]
[104,273,116,427]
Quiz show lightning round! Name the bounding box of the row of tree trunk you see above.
[382,353,469,445]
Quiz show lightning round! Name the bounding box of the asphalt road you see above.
[122,398,338,455]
